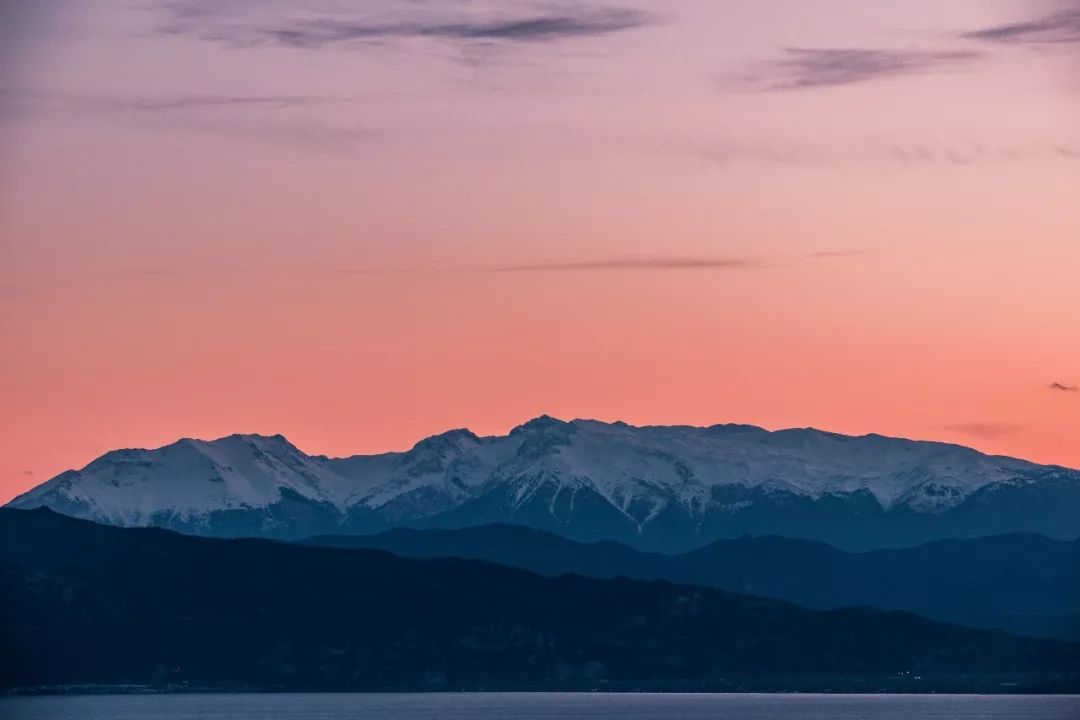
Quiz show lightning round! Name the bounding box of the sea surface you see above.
[1,693,1079,720]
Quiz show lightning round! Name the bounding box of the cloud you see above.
[265,11,651,47]
[482,251,864,273]
[886,143,1080,166]
[942,422,1024,440]
[738,47,981,92]
[0,89,367,152]
[1049,382,1078,392]
[0,89,335,116]
[117,95,315,111]
[199,255,811,275]
[0,0,68,86]
[159,1,655,55]
[685,137,1080,169]
[964,7,1080,45]
[484,256,763,273]
[14,250,865,288]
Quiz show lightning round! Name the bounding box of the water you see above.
[1,693,1078,720]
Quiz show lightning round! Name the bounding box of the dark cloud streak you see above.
[486,256,762,273]
[964,8,1080,45]
[1049,382,1079,392]
[0,89,329,115]
[263,11,651,48]
[743,47,981,92]
[0,89,366,152]
[687,138,1080,169]
[122,95,315,111]
[482,251,864,274]
[160,2,655,53]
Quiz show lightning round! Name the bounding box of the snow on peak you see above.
[11,432,352,525]
[7,418,1059,528]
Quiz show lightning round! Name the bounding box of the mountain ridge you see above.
[303,523,1080,640]
[9,416,1080,551]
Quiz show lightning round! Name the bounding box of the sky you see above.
[1,0,1078,503]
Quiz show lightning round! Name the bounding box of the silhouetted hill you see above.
[1,508,1078,694]
[305,525,1080,640]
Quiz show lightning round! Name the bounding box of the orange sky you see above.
[1,0,1079,502]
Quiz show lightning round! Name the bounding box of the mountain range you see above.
[8,417,1080,551]
[2,508,1078,694]
[305,524,1080,641]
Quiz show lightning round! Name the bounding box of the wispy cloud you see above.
[888,143,1080,165]
[159,1,655,56]
[486,256,762,273]
[0,89,337,115]
[685,138,1080,169]
[264,12,651,48]
[116,95,315,111]
[738,47,981,92]
[964,7,1080,45]
[0,89,366,152]
[7,251,868,294]
[943,422,1024,440]
[1049,382,1079,392]
[482,251,862,273]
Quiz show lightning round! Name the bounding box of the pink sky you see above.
[1,0,1078,502]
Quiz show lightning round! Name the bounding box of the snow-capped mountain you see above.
[9,416,1080,550]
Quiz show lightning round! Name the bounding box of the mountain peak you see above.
[8,417,1078,551]
[214,432,296,448]
[410,427,480,451]
[156,432,299,454]
[511,414,571,433]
